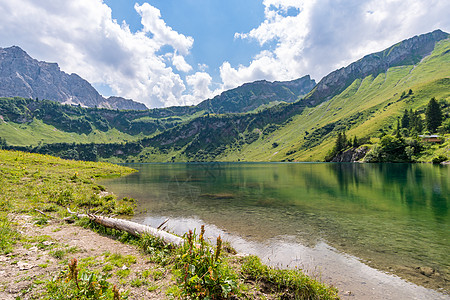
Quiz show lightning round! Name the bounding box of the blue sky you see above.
[101,0,271,97]
[0,0,449,108]
[105,0,266,75]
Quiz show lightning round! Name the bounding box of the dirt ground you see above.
[0,214,173,299]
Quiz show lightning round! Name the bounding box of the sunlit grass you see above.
[0,149,136,216]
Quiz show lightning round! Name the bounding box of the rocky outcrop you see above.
[0,46,147,110]
[197,75,316,113]
[306,29,449,106]
[102,96,147,111]
[331,146,369,162]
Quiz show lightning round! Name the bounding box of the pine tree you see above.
[425,97,442,133]
[341,131,348,149]
[409,110,423,135]
[335,132,344,153]
[401,109,410,129]
[325,131,349,161]
[352,136,358,148]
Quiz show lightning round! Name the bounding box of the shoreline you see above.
[132,214,450,300]
[0,150,340,299]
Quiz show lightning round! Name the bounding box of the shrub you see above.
[45,258,126,300]
[139,233,173,266]
[175,226,237,299]
[431,155,447,164]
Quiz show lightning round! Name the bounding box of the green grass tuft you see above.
[241,255,340,299]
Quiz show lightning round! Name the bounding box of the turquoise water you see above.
[103,162,449,292]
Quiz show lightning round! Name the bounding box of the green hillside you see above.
[1,32,449,163]
[235,37,450,162]
[124,36,450,163]
[0,98,204,146]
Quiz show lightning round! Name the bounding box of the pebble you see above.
[17,261,35,270]
[343,290,355,296]
[0,256,9,262]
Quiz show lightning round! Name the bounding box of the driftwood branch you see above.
[67,208,183,246]
[157,218,169,230]
[35,209,57,219]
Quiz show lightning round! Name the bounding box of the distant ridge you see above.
[305,29,449,105]
[197,75,316,114]
[0,46,147,110]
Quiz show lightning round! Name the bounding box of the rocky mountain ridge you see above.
[305,29,449,106]
[0,46,147,110]
[197,75,316,113]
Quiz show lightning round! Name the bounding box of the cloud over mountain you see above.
[226,0,450,90]
[0,0,200,108]
[0,0,448,108]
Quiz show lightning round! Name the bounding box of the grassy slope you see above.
[0,118,146,146]
[2,39,448,163]
[0,149,339,299]
[0,149,136,215]
[226,38,450,162]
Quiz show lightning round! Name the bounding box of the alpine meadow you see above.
[0,2,449,299]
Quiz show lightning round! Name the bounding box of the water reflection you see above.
[103,162,450,293]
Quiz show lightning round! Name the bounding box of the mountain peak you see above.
[2,45,28,55]
[0,46,147,110]
[306,29,449,106]
[196,76,316,114]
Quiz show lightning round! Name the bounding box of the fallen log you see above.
[67,208,183,246]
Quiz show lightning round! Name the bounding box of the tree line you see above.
[326,97,449,162]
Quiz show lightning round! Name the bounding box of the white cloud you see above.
[0,0,449,108]
[171,52,193,73]
[135,3,193,55]
[181,72,215,105]
[227,0,450,90]
[0,0,199,108]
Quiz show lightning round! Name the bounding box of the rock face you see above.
[331,146,369,162]
[197,75,316,113]
[102,96,147,111]
[0,46,147,110]
[306,29,449,106]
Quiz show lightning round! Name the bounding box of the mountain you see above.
[0,46,147,110]
[197,75,316,113]
[128,30,450,162]
[1,30,449,163]
[0,44,314,113]
[103,96,148,110]
[305,29,449,106]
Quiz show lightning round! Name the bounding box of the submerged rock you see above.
[418,266,435,277]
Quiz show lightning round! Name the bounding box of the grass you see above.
[0,118,146,147]
[0,149,136,216]
[0,214,20,254]
[0,149,340,298]
[241,255,339,299]
[0,150,137,298]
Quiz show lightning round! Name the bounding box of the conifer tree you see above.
[409,110,423,135]
[425,97,442,133]
[352,136,358,148]
[401,109,410,129]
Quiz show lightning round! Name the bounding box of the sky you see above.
[0,1,449,108]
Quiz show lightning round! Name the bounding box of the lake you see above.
[102,162,449,299]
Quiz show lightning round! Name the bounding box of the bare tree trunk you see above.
[67,208,183,246]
